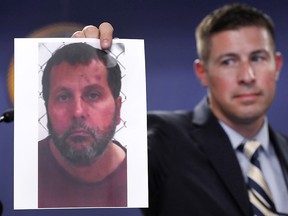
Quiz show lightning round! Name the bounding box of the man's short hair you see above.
[42,42,122,107]
[195,3,276,62]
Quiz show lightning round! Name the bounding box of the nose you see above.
[72,96,86,120]
[238,62,256,84]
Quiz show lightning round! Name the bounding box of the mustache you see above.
[62,121,96,140]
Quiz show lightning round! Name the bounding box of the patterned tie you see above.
[240,140,277,216]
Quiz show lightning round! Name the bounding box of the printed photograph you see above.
[14,38,148,209]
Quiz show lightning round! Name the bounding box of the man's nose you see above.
[238,62,256,83]
[72,96,86,120]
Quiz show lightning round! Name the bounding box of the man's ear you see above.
[115,96,122,125]
[194,59,208,87]
[274,52,283,81]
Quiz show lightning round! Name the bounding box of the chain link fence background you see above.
[38,41,127,146]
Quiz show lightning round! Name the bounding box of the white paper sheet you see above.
[14,38,148,209]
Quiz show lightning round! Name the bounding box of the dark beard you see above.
[49,115,117,167]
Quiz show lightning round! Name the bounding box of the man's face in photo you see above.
[47,59,122,166]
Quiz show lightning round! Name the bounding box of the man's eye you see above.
[251,55,265,62]
[221,58,235,66]
[85,92,100,101]
[57,94,70,102]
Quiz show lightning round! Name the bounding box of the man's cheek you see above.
[50,117,70,135]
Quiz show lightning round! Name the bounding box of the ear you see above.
[115,96,122,125]
[274,52,283,81]
[194,59,208,87]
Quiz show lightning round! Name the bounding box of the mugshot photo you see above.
[14,38,148,209]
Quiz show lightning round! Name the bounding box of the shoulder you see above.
[147,110,194,148]
[148,110,192,121]
[147,110,196,168]
[269,127,288,145]
[269,128,288,155]
[38,136,50,152]
[38,136,55,167]
[148,110,193,132]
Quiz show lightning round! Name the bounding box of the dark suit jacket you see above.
[142,97,288,216]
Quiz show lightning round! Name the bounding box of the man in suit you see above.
[73,3,288,215]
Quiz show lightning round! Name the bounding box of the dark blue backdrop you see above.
[1,0,288,215]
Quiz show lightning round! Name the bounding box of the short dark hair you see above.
[42,42,122,107]
[195,3,276,62]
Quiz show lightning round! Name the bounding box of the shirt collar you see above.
[219,117,269,152]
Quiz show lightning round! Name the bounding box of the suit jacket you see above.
[142,97,288,216]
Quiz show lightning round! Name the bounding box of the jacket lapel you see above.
[269,128,288,185]
[191,98,251,216]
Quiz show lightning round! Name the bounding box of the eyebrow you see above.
[51,87,71,94]
[250,49,270,56]
[52,83,105,92]
[83,84,105,93]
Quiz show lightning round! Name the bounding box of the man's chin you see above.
[60,140,109,166]
[63,147,99,167]
[50,125,116,166]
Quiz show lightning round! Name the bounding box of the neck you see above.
[217,116,265,139]
[50,139,126,183]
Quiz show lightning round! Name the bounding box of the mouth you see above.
[66,129,93,145]
[233,92,261,103]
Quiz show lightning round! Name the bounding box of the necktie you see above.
[240,140,277,216]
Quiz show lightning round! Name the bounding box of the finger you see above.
[71,31,85,38]
[99,22,114,49]
[82,25,100,38]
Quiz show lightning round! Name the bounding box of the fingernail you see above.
[102,39,108,47]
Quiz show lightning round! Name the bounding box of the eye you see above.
[251,54,265,62]
[221,58,235,66]
[84,91,100,102]
[56,92,71,102]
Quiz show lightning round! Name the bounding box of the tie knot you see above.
[239,140,261,161]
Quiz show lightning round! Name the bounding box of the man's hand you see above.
[72,22,114,50]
